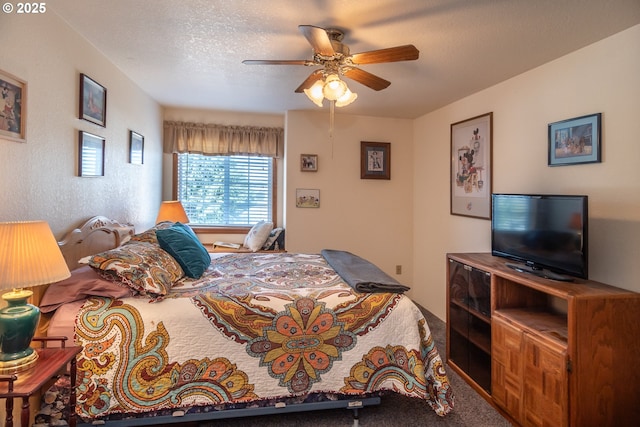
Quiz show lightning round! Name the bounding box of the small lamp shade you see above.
[0,221,71,373]
[335,88,358,107]
[322,74,348,101]
[156,200,189,224]
[304,79,325,107]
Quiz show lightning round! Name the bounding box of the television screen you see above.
[491,194,588,280]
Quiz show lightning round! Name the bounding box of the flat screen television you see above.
[491,194,588,281]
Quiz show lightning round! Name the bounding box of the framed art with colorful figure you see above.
[450,112,493,219]
[79,73,107,127]
[0,68,27,142]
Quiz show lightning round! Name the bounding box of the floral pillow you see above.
[80,241,184,298]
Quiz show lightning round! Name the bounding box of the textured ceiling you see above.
[50,0,640,119]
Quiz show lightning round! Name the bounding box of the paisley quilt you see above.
[74,253,454,420]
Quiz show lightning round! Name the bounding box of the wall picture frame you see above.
[300,154,318,172]
[450,112,493,219]
[361,141,390,180]
[78,131,105,177]
[0,68,27,142]
[548,113,601,166]
[79,73,107,127]
[129,130,144,165]
[296,188,320,208]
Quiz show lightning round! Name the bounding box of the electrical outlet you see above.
[395,265,402,275]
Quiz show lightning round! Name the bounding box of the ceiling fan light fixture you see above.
[335,88,357,107]
[322,74,347,101]
[304,79,325,107]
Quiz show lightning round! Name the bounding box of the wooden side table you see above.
[0,337,82,427]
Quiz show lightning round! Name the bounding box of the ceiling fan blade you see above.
[299,25,335,56]
[343,68,391,91]
[295,70,324,93]
[350,45,419,64]
[243,59,314,66]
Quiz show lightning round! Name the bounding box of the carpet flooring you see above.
[197,306,510,427]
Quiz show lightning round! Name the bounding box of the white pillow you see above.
[243,221,274,252]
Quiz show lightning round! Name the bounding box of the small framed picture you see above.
[129,130,144,165]
[296,188,320,208]
[79,73,107,127]
[548,113,601,166]
[300,154,318,172]
[0,68,27,142]
[78,131,105,177]
[361,141,390,180]
[450,112,493,219]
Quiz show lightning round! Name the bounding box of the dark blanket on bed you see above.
[321,249,410,293]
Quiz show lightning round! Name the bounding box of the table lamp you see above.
[0,221,71,373]
[155,200,189,224]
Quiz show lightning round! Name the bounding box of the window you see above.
[175,153,275,228]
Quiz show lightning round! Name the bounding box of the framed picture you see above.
[0,69,27,142]
[79,73,107,127]
[300,154,318,172]
[296,188,320,208]
[450,112,493,219]
[78,131,105,177]
[361,141,390,180]
[548,113,601,166]
[129,130,144,165]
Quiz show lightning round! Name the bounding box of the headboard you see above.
[57,216,135,271]
[28,216,133,336]
[26,216,133,313]
[30,216,135,309]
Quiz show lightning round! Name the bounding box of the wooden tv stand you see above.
[446,253,640,427]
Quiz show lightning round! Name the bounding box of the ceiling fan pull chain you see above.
[329,100,335,139]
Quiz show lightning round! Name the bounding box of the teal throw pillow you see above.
[156,222,211,278]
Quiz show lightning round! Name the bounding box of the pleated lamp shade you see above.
[0,221,70,290]
[0,221,71,373]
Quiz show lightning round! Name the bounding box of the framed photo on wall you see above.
[78,131,105,177]
[450,112,493,219]
[361,141,390,180]
[296,188,320,208]
[79,73,107,127]
[129,130,144,165]
[300,154,318,171]
[0,68,27,142]
[548,113,601,166]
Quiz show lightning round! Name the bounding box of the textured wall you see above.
[0,12,163,238]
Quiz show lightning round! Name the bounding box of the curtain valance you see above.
[163,121,284,158]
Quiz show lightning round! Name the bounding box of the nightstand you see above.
[0,337,82,427]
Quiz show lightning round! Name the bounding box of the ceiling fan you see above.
[243,25,419,105]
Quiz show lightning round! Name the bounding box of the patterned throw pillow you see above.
[243,221,274,252]
[81,241,184,297]
[262,228,285,250]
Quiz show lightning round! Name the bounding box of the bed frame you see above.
[58,216,135,271]
[50,216,379,427]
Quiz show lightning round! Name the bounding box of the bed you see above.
[36,216,454,426]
